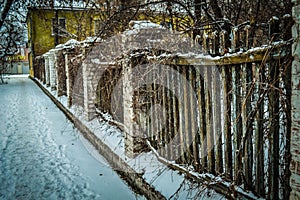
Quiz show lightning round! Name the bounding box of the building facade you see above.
[26,7,102,76]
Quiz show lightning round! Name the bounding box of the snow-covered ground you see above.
[0,76,145,199]
[0,75,229,199]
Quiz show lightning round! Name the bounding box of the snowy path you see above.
[0,76,144,199]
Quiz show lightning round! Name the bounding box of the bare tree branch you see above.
[0,0,14,29]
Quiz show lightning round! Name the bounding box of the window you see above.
[52,18,67,36]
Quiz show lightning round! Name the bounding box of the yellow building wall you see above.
[29,8,192,57]
[30,9,100,56]
[27,8,101,76]
[27,8,192,77]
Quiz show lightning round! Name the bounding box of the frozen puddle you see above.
[0,77,144,199]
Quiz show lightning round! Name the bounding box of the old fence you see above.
[34,17,294,199]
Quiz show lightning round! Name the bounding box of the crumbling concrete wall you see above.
[291,0,300,199]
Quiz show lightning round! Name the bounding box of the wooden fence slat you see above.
[243,62,254,191]
[172,66,180,161]
[164,67,171,160]
[197,69,207,171]
[231,27,238,53]
[213,67,223,174]
[234,65,242,183]
[205,66,215,173]
[167,67,174,160]
[222,67,233,179]
[182,66,191,163]
[255,63,265,197]
[268,60,280,199]
[189,67,200,169]
[157,65,164,156]
[146,68,152,143]
[152,67,157,146]
[162,66,169,159]
[177,66,187,163]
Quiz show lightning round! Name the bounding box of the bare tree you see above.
[0,0,14,29]
[0,0,28,83]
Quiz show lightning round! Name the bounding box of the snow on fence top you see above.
[123,20,164,36]
[39,14,293,68]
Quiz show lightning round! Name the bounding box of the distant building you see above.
[4,46,29,74]
[26,4,192,77]
[26,6,102,76]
